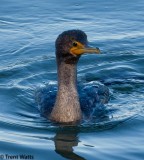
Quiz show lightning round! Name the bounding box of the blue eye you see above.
[73,42,77,47]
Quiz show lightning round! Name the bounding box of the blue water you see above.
[0,0,144,160]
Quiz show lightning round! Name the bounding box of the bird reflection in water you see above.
[54,128,86,160]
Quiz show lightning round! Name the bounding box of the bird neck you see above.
[50,60,82,123]
[58,61,77,88]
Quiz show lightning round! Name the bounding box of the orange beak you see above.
[70,41,100,56]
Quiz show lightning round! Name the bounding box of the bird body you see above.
[36,30,109,123]
[36,81,109,120]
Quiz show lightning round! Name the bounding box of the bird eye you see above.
[73,42,77,47]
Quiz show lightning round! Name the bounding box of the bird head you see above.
[55,30,100,64]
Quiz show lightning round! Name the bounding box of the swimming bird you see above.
[36,30,109,123]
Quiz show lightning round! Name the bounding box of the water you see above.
[0,0,144,159]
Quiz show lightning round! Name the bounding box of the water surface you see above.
[0,0,144,160]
